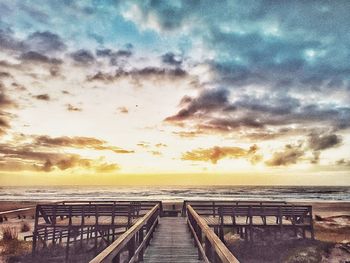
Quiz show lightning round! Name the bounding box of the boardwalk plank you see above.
[142,217,202,263]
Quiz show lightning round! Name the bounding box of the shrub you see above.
[21,222,30,232]
[2,226,18,241]
[314,215,323,221]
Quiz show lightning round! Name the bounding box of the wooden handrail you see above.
[90,204,159,263]
[187,205,240,263]
[182,200,287,216]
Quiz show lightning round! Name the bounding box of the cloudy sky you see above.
[0,0,349,186]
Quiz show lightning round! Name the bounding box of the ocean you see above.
[0,186,349,202]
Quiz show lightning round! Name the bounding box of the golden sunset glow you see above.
[0,1,350,186]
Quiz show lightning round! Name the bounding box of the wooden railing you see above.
[217,204,314,241]
[60,200,163,216]
[182,200,286,217]
[187,205,240,263]
[90,204,160,263]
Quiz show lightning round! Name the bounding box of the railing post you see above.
[32,206,40,257]
[219,207,224,242]
[112,253,120,263]
[128,236,135,261]
[205,236,213,261]
[249,205,253,242]
[112,203,115,241]
[197,225,203,260]
[139,227,144,261]
[278,206,282,239]
[309,206,315,240]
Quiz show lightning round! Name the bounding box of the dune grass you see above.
[20,222,30,233]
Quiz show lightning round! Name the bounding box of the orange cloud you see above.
[181,145,260,164]
[0,144,120,173]
[33,135,134,154]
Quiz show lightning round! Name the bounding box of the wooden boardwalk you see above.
[27,200,314,262]
[142,217,202,263]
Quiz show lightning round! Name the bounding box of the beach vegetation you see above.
[20,222,30,232]
[2,227,18,241]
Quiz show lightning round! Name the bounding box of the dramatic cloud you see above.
[182,145,260,164]
[266,144,305,166]
[0,144,119,173]
[0,134,129,172]
[307,132,343,164]
[0,1,349,179]
[33,135,134,154]
[165,87,350,138]
[165,88,230,122]
[308,132,342,151]
[26,31,66,54]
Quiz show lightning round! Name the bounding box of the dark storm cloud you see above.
[70,49,95,64]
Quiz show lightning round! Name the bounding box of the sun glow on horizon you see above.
[0,1,349,186]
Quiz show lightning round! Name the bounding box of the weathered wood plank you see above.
[143,217,203,263]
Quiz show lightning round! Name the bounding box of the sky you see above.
[0,0,349,186]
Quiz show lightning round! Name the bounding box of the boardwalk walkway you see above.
[142,217,202,263]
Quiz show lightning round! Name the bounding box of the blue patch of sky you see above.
[0,0,187,55]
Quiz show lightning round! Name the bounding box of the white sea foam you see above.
[0,186,349,202]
